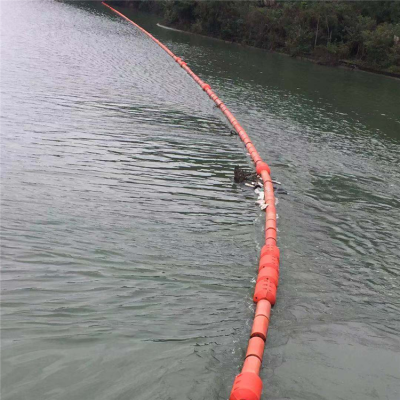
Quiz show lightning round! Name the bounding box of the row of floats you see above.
[102,3,281,399]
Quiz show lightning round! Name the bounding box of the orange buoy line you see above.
[102,3,279,399]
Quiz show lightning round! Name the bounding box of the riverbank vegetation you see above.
[110,1,400,74]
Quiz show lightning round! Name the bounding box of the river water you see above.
[1,1,400,399]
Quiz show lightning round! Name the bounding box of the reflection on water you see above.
[1,1,400,400]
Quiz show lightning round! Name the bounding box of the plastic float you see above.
[102,3,280,399]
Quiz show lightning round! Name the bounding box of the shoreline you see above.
[156,22,400,80]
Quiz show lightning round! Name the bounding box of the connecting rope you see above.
[102,3,280,399]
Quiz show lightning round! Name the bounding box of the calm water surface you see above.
[1,1,400,399]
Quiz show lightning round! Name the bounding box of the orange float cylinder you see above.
[264,181,274,193]
[261,244,280,260]
[210,93,218,101]
[251,315,270,341]
[251,153,262,164]
[256,162,271,175]
[257,267,279,287]
[264,188,274,196]
[232,121,240,128]
[265,219,277,231]
[260,170,271,182]
[266,204,276,216]
[266,226,277,238]
[232,122,241,131]
[242,355,262,375]
[264,185,274,194]
[266,213,276,225]
[265,196,275,206]
[255,299,271,318]
[253,278,277,305]
[225,110,234,119]
[259,254,279,271]
[230,371,263,400]
[265,217,276,228]
[250,149,260,157]
[265,229,277,244]
[247,144,256,154]
[245,337,265,361]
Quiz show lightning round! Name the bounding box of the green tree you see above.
[362,22,396,67]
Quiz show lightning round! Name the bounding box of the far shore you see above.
[156,23,400,80]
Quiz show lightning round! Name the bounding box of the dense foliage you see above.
[111,1,400,73]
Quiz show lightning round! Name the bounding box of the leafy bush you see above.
[362,23,396,67]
